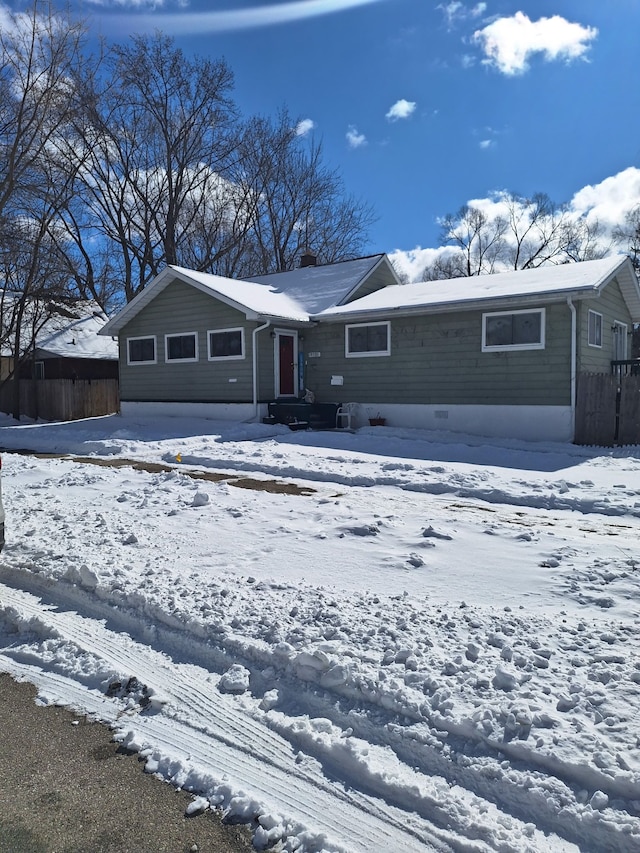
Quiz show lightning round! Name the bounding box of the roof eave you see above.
[314,287,594,323]
[98,267,274,335]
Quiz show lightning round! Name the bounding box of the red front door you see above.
[278,333,296,396]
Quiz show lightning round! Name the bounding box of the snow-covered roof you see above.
[318,255,640,321]
[171,266,309,322]
[244,254,397,314]
[99,254,640,338]
[1,300,118,360]
[36,306,118,360]
[100,265,311,336]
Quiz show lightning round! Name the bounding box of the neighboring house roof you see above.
[1,301,118,361]
[244,254,400,314]
[35,307,118,360]
[318,255,640,321]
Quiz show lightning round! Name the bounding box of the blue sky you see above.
[24,2,640,276]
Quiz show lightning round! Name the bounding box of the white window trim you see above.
[164,331,199,363]
[126,335,157,365]
[345,321,391,358]
[207,327,245,361]
[587,309,603,348]
[481,308,545,352]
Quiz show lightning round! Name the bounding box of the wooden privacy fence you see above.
[0,378,119,422]
[575,373,640,446]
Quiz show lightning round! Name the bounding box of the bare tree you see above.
[423,192,607,281]
[0,1,92,416]
[72,33,240,303]
[2,16,376,319]
[613,205,640,271]
[225,110,375,276]
[434,204,508,278]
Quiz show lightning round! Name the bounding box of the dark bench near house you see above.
[265,401,341,430]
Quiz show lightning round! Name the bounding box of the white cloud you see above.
[346,126,367,149]
[390,168,640,282]
[385,99,416,122]
[295,118,315,137]
[473,12,598,75]
[438,1,463,28]
[438,1,486,29]
[479,139,493,149]
[570,167,640,230]
[388,246,458,283]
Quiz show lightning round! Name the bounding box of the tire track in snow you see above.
[0,582,456,853]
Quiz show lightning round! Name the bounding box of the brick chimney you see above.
[300,251,317,268]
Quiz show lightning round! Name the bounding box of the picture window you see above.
[208,328,244,360]
[345,321,390,357]
[127,336,156,365]
[165,332,198,362]
[482,310,545,351]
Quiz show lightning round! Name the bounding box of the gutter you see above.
[252,320,271,419]
[567,296,577,442]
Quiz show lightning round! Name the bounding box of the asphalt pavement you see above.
[0,673,254,853]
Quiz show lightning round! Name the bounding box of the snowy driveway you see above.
[0,414,639,851]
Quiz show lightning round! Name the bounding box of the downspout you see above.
[567,297,577,441]
[251,320,271,421]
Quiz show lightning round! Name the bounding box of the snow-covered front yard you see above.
[1,413,639,852]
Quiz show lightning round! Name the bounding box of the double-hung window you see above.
[588,310,602,348]
[208,328,244,360]
[165,332,198,363]
[482,309,545,352]
[127,335,156,365]
[345,321,390,357]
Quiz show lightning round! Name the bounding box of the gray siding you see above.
[578,276,634,373]
[257,329,277,400]
[344,262,396,303]
[119,279,256,402]
[301,303,572,406]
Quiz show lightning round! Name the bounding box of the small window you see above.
[345,321,390,357]
[127,336,156,365]
[34,360,45,379]
[208,328,245,360]
[165,332,198,363]
[588,310,602,348]
[482,309,545,352]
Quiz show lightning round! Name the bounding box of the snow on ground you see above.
[0,412,639,851]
